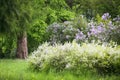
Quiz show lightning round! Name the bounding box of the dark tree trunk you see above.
[17,32,28,59]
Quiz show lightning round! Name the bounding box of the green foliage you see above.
[45,7,58,24]
[45,0,68,9]
[28,20,48,53]
[0,35,17,58]
[1,59,120,80]
[0,0,32,35]
[0,0,33,58]
[93,0,120,18]
[73,15,88,31]
[0,0,16,33]
[66,0,120,18]
[45,7,75,24]
[26,0,75,53]
[57,9,75,22]
[28,41,120,75]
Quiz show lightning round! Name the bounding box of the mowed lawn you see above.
[0,59,120,80]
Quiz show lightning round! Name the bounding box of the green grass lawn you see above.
[0,59,120,80]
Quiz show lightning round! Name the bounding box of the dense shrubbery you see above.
[28,20,48,53]
[47,22,78,44]
[0,35,17,58]
[0,0,76,58]
[28,41,120,75]
[57,9,75,22]
[86,13,120,43]
[47,13,120,45]
[1,0,120,59]
[27,8,75,53]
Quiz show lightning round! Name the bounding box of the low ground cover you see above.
[0,59,120,80]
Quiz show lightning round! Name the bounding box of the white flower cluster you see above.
[28,41,120,74]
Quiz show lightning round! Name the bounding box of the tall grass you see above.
[0,59,120,80]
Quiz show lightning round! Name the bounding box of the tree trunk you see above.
[17,32,28,59]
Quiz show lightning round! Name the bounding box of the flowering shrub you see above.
[75,30,86,42]
[47,22,78,44]
[28,41,120,75]
[47,15,89,44]
[47,13,120,45]
[76,13,120,44]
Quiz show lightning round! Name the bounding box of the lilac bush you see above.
[75,30,86,41]
[47,22,65,44]
[47,13,120,44]
[87,22,111,42]
[47,22,78,44]
[76,13,120,44]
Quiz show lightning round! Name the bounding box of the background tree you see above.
[93,0,120,17]
[0,0,32,59]
[65,0,120,18]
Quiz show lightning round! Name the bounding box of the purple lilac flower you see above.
[102,13,111,20]
[87,32,91,37]
[75,31,86,40]
[97,26,103,32]
[90,27,98,35]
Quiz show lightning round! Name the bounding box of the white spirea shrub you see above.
[28,41,120,74]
